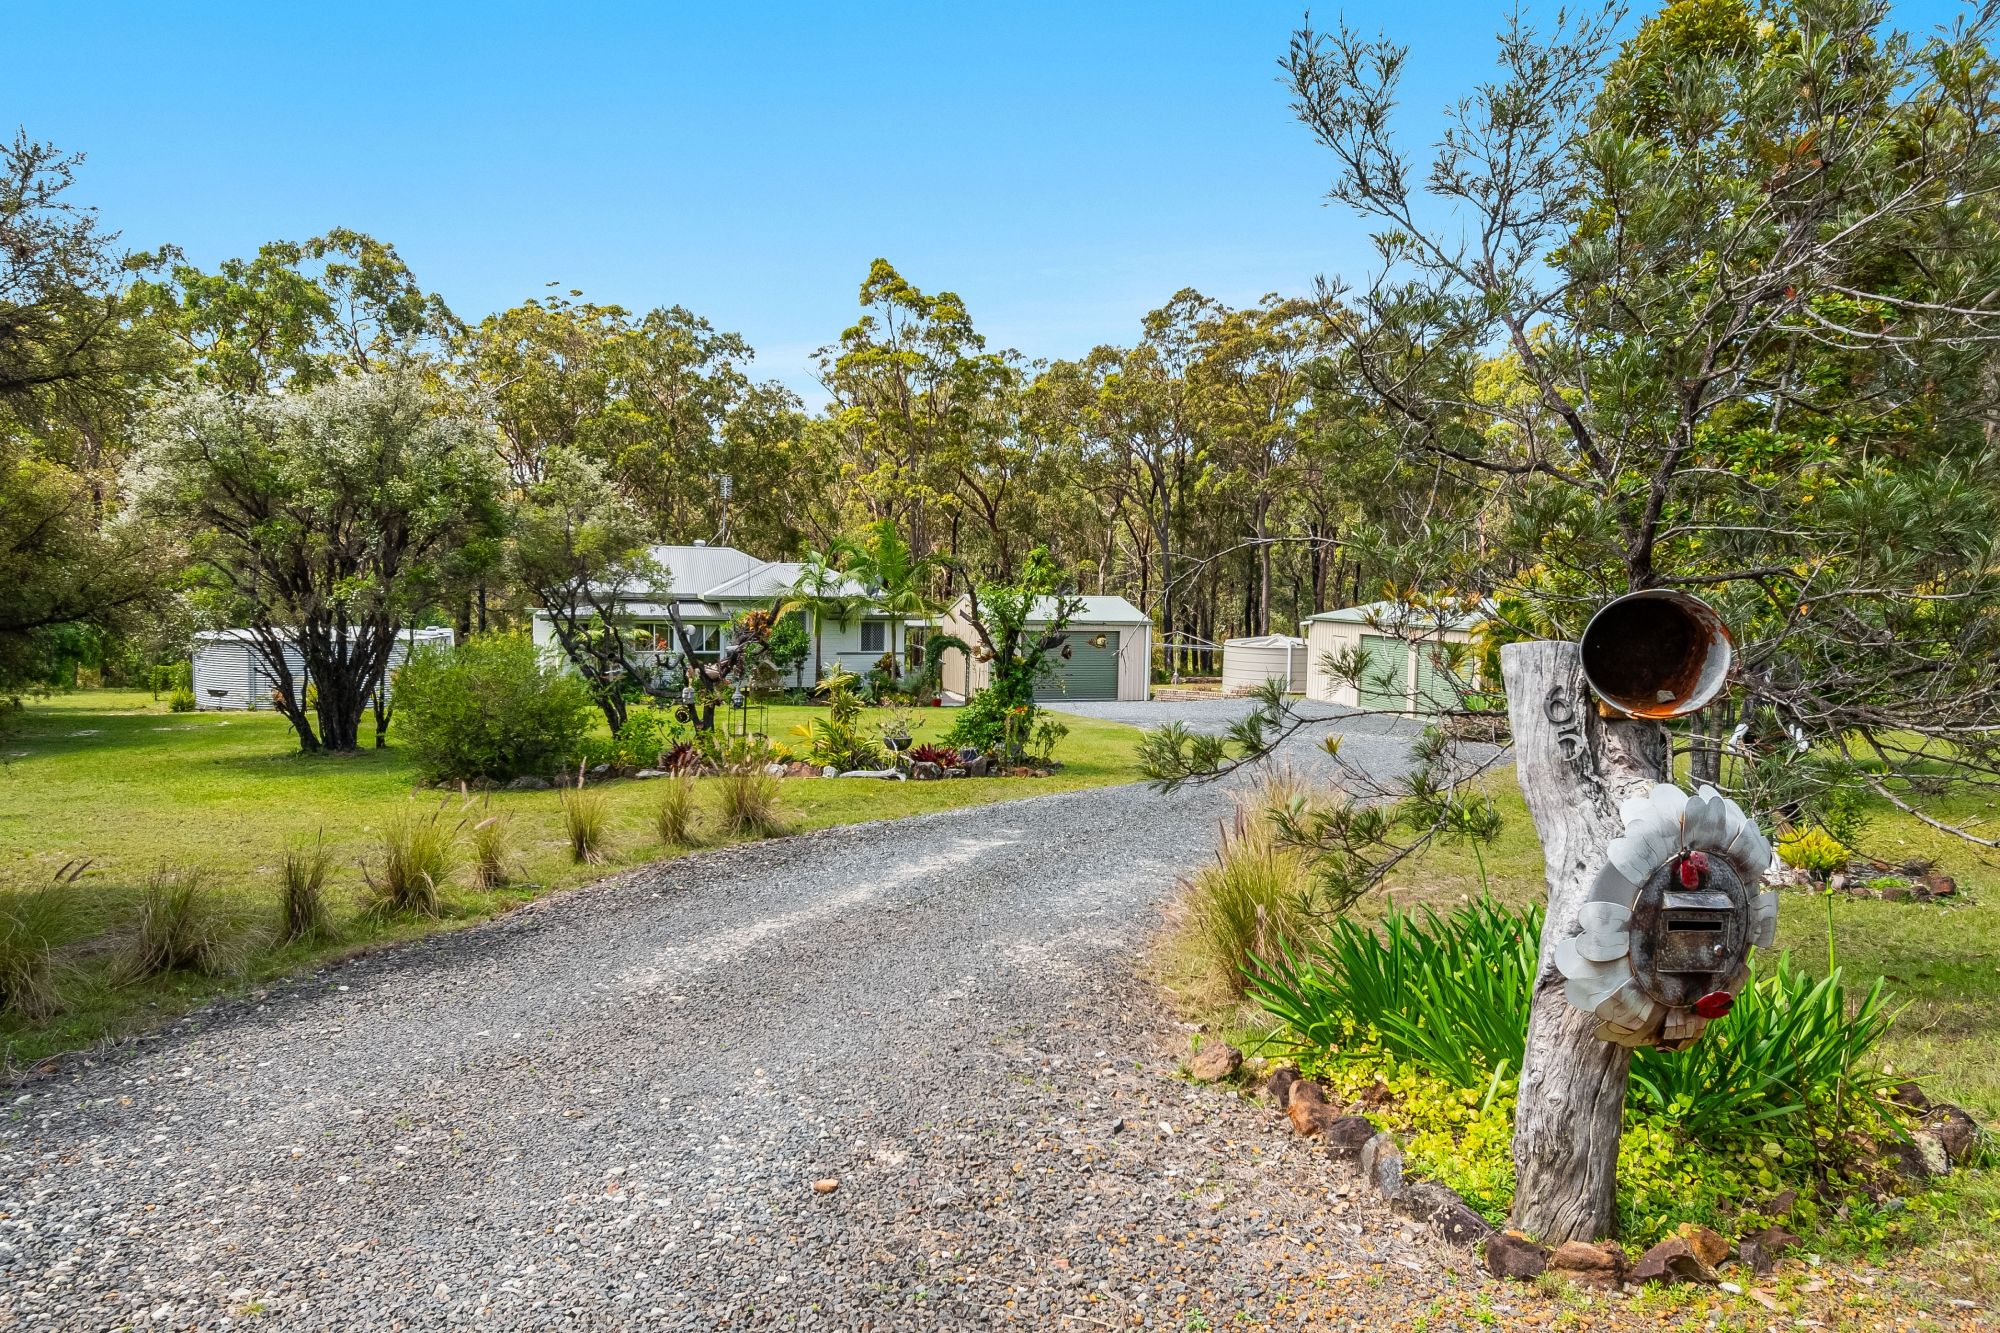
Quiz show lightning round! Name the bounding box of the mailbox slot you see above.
[1630,869,1749,1006]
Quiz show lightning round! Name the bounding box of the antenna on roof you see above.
[715,473,734,544]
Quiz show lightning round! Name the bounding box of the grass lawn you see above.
[0,688,1143,1064]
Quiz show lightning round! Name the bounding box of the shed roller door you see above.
[1356,634,1411,712]
[1035,631,1121,701]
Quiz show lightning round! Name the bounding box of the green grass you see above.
[0,689,1142,1062]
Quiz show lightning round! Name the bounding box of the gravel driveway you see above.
[1,714,1493,1330]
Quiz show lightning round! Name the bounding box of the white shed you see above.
[191,627,455,711]
[1302,601,1488,715]
[1221,635,1307,695]
[938,595,1153,703]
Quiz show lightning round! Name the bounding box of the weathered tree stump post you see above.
[1501,640,1669,1242]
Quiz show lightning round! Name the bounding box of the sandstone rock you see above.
[1547,1240,1627,1289]
[1631,1237,1718,1286]
[1321,1114,1377,1159]
[910,761,943,781]
[1736,1224,1800,1277]
[1288,1078,1328,1107]
[811,1178,838,1194]
[1395,1181,1460,1223]
[505,775,552,790]
[1925,873,1957,897]
[1360,1133,1405,1204]
[1265,1067,1298,1110]
[1287,1098,1341,1138]
[1354,1080,1395,1108]
[1928,1104,1981,1164]
[1881,883,1915,902]
[942,766,968,778]
[1676,1224,1730,1269]
[1483,1231,1550,1281]
[1187,1042,1242,1082]
[1766,1187,1798,1218]
[965,755,993,777]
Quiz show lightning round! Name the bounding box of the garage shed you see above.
[1302,601,1487,715]
[1221,635,1306,695]
[938,595,1153,703]
[191,627,455,711]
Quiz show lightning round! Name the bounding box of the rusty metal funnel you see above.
[1579,590,1732,719]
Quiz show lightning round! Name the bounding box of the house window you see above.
[860,621,886,653]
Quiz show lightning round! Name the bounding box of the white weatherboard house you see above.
[1302,600,1488,715]
[1221,634,1307,696]
[529,542,920,685]
[937,594,1153,703]
[191,626,455,711]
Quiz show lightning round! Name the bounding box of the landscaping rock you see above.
[1360,1132,1404,1204]
[822,764,839,778]
[1890,1080,1931,1113]
[1286,1097,1340,1138]
[1676,1224,1730,1269]
[1287,1078,1328,1107]
[1890,1129,1951,1180]
[1928,1104,1981,1164]
[505,775,552,790]
[1881,883,1916,902]
[1765,1187,1798,1218]
[634,768,668,779]
[1187,1042,1241,1082]
[1395,1181,1462,1224]
[1631,1237,1718,1286]
[1483,1232,1550,1281]
[1321,1115,1377,1159]
[1736,1225,1800,1277]
[911,761,943,781]
[1354,1079,1395,1108]
[1925,873,1958,898]
[1265,1067,1298,1110]
[1547,1240,1627,1289]
[1429,1198,1495,1249]
[943,766,968,779]
[588,763,611,778]
[965,755,993,777]
[811,1178,839,1194]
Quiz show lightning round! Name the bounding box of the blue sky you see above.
[9,1,1973,402]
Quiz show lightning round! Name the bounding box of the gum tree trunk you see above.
[1501,641,1668,1243]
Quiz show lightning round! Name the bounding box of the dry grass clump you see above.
[363,802,458,916]
[0,862,83,1019]
[1169,771,1320,1009]
[116,864,242,982]
[654,773,702,847]
[278,836,334,944]
[716,764,785,839]
[466,799,515,889]
[560,780,611,864]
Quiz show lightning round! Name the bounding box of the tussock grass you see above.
[363,803,458,916]
[116,864,242,982]
[716,765,785,839]
[278,836,334,944]
[0,863,82,1019]
[466,800,514,889]
[560,782,611,864]
[654,773,702,847]
[1169,771,1319,1009]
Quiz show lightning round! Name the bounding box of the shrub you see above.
[1171,787,1319,1008]
[791,669,883,770]
[560,781,611,864]
[1778,826,1848,875]
[607,707,686,769]
[716,764,785,839]
[394,634,594,782]
[655,773,702,846]
[942,687,1016,752]
[0,876,70,1019]
[1250,897,1540,1090]
[1030,715,1069,764]
[467,802,514,889]
[1628,958,1898,1144]
[167,685,197,712]
[278,836,334,944]
[116,865,241,981]
[363,803,458,915]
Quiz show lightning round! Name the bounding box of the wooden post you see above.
[1501,640,1669,1243]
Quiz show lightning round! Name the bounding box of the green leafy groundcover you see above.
[1254,898,1923,1248]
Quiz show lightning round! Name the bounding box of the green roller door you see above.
[1036,630,1121,701]
[1413,642,1469,714]
[1356,634,1411,712]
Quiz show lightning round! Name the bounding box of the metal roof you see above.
[1301,599,1492,632]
